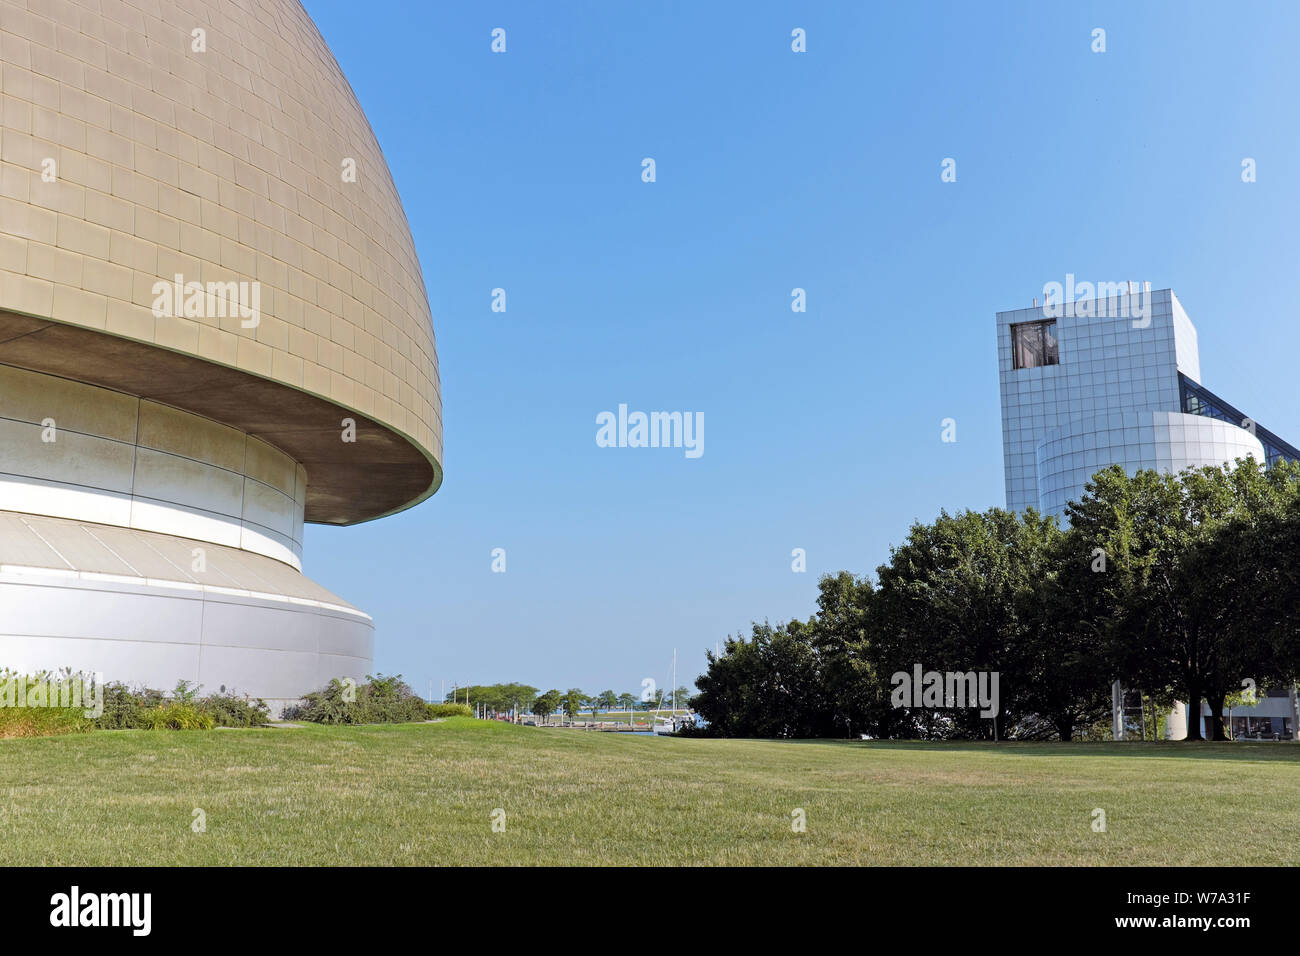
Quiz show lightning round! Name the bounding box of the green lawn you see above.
[1,718,1296,865]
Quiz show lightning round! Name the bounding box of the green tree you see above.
[669,686,693,710]
[598,690,618,712]
[1068,459,1300,740]
[617,692,636,712]
[868,507,1052,738]
[502,683,539,717]
[689,459,1300,743]
[692,620,833,737]
[808,571,890,738]
[1014,523,1115,740]
[531,689,561,725]
[560,688,585,720]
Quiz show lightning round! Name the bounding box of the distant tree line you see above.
[444,683,693,725]
[691,459,1300,741]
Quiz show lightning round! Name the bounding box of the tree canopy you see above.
[691,458,1300,741]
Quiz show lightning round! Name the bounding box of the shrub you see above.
[673,721,715,738]
[5,673,268,733]
[285,674,431,724]
[427,703,472,718]
[197,691,271,728]
[141,703,215,730]
[94,680,266,730]
[362,673,430,723]
[0,670,95,738]
[92,682,163,729]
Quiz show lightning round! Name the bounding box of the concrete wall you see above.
[0,0,441,472]
[0,563,371,713]
[0,363,305,567]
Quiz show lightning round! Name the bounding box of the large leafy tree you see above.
[868,508,1054,738]
[696,510,1108,740]
[531,689,561,725]
[1068,459,1300,740]
[502,683,539,716]
[560,688,586,720]
[448,682,537,717]
[1255,501,1300,696]
[1174,463,1300,737]
[1015,524,1115,739]
[807,572,890,737]
[690,459,1300,741]
[692,621,834,737]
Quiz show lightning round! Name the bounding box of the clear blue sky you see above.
[298,0,1300,701]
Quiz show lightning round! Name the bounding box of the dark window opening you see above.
[1011,320,1059,370]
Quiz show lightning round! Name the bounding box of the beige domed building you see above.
[0,0,441,710]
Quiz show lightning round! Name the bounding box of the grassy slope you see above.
[1,718,1296,865]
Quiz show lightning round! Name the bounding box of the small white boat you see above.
[652,649,685,735]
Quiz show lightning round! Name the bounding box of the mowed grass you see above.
[1,718,1296,865]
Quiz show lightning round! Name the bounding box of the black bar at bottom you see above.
[0,865,1283,942]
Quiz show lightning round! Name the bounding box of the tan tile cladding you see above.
[0,0,441,502]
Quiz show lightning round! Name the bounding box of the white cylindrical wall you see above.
[0,568,372,715]
[0,506,373,713]
[1035,410,1267,518]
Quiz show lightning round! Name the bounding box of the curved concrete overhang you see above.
[0,309,441,525]
[0,509,364,611]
